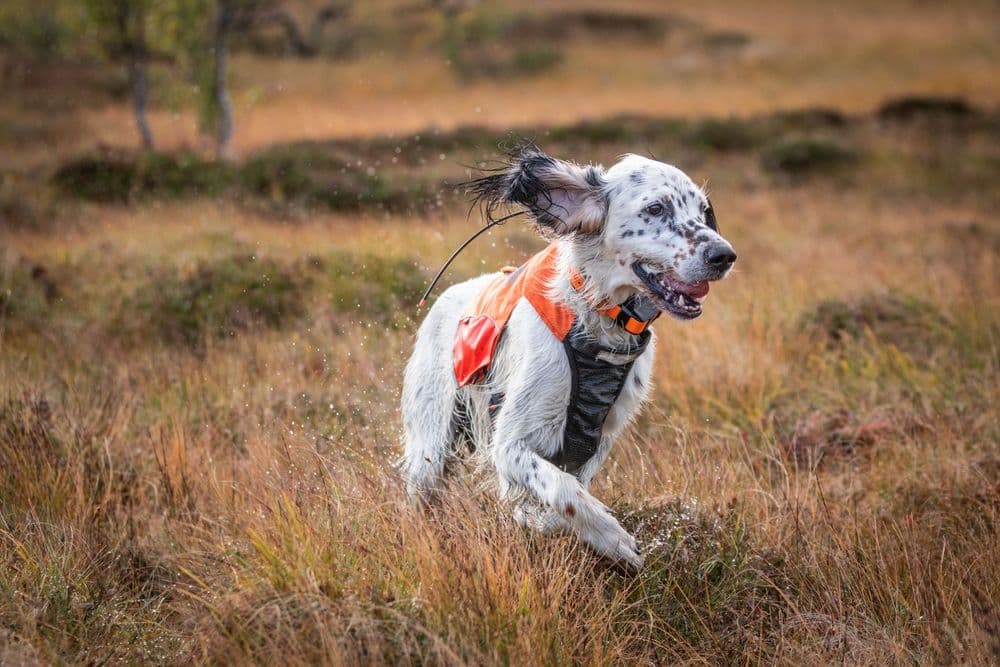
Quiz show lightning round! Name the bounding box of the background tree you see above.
[83,0,163,150]
[235,3,345,58]
[0,0,84,62]
[209,0,237,159]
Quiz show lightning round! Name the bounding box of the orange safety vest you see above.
[453,244,572,387]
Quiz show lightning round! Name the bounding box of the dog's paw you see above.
[579,506,643,570]
[612,535,643,571]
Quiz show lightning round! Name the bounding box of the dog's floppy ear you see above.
[468,144,607,236]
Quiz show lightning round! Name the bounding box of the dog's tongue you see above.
[666,275,710,299]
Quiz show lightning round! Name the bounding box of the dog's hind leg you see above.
[401,366,456,502]
[401,315,458,503]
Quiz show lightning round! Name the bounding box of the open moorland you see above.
[1,1,998,664]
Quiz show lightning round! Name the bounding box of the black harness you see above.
[548,322,651,474]
[487,294,656,476]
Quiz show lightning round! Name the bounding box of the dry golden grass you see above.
[3,142,998,662]
[2,1,1000,664]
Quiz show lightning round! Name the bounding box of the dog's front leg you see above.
[512,501,570,535]
[493,441,642,569]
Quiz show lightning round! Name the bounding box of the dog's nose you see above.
[704,244,737,269]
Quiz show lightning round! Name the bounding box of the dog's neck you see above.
[551,238,650,350]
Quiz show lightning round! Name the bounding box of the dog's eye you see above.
[645,203,664,216]
[704,202,718,231]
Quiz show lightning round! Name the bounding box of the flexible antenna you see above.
[417,210,527,308]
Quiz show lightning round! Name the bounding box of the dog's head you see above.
[469,145,736,320]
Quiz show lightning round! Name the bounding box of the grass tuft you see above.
[802,292,953,359]
[617,499,789,661]
[124,253,307,349]
[323,250,426,325]
[877,95,975,122]
[760,135,859,178]
[0,252,58,333]
[685,117,764,151]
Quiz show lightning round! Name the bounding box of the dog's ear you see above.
[468,145,607,236]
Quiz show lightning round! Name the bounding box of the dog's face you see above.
[469,147,736,320]
[600,154,735,320]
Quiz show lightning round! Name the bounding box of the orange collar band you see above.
[568,269,658,335]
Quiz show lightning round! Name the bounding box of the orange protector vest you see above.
[452,244,652,474]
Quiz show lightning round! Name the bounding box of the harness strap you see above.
[567,269,659,335]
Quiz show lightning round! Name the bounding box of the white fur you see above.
[402,151,734,569]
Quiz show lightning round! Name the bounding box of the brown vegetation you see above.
[1,0,998,664]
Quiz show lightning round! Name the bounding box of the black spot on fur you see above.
[621,229,635,238]
[633,375,643,388]
[635,229,644,236]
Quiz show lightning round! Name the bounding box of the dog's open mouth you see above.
[632,262,709,320]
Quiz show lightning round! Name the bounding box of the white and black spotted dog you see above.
[402,145,736,568]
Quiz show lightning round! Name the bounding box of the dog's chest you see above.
[486,321,651,475]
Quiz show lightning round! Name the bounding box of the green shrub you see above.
[0,4,71,58]
[444,10,564,81]
[129,254,306,349]
[0,254,58,333]
[801,293,953,359]
[760,136,859,177]
[702,30,751,51]
[617,499,788,657]
[240,153,316,202]
[53,149,427,212]
[52,155,137,202]
[685,117,762,151]
[508,45,562,76]
[0,172,45,230]
[52,152,234,202]
[323,251,426,325]
[877,95,974,122]
[771,107,847,130]
[520,10,668,43]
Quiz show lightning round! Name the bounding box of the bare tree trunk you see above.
[117,0,154,150]
[212,0,236,159]
[128,57,154,150]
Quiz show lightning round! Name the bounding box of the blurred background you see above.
[1,1,998,664]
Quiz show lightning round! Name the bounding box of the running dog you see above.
[402,145,736,568]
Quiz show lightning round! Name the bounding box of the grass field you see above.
[1,1,999,664]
